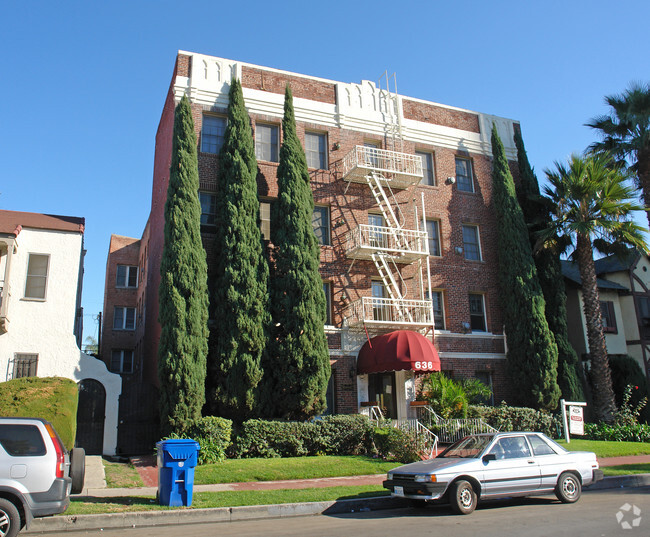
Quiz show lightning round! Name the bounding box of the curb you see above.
[26,496,407,533]
[27,474,650,533]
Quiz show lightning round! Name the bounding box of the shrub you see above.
[167,416,232,464]
[0,377,78,450]
[469,403,560,437]
[418,373,492,419]
[230,415,375,459]
[608,355,650,424]
[584,422,650,443]
[372,427,421,463]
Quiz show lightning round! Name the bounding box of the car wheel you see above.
[408,499,428,509]
[555,472,581,503]
[0,497,21,537]
[70,447,86,495]
[449,480,477,515]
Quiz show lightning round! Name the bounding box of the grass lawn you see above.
[65,486,390,515]
[194,456,400,485]
[602,464,650,476]
[103,455,400,488]
[556,439,650,458]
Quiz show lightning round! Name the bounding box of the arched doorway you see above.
[76,379,105,455]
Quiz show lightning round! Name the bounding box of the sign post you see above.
[560,399,587,443]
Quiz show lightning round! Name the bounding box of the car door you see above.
[481,435,541,497]
[527,433,564,490]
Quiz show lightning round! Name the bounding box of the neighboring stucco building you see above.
[104,51,525,451]
[562,250,650,383]
[0,210,121,455]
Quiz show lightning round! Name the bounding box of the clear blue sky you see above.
[2,0,649,345]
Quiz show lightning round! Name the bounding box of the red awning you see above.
[357,330,441,374]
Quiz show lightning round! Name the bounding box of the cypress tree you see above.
[264,86,331,420]
[514,130,585,401]
[491,126,561,410]
[207,78,269,422]
[158,95,210,435]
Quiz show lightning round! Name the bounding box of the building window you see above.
[417,151,435,186]
[372,281,389,322]
[426,219,441,256]
[431,290,445,330]
[116,265,138,288]
[260,202,271,240]
[456,157,474,192]
[199,192,217,227]
[600,301,618,333]
[462,225,481,261]
[323,282,332,325]
[113,307,136,330]
[13,354,38,379]
[201,115,226,154]
[368,214,387,249]
[110,350,134,374]
[313,206,331,246]
[469,293,487,332]
[305,132,327,169]
[24,254,49,300]
[255,124,279,162]
[475,371,494,405]
[364,141,381,168]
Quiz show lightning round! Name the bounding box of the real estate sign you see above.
[568,405,584,435]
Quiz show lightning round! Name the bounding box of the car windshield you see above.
[438,434,494,458]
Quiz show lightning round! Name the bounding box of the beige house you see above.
[562,250,650,384]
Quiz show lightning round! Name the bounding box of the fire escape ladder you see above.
[371,252,413,323]
[366,172,408,254]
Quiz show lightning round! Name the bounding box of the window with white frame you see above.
[368,214,387,249]
[426,219,441,256]
[312,206,331,246]
[113,306,136,330]
[417,150,435,186]
[110,349,134,374]
[600,300,618,333]
[469,293,487,332]
[24,254,49,300]
[323,282,332,325]
[255,124,279,162]
[13,353,38,378]
[305,132,327,169]
[116,265,138,288]
[199,192,217,227]
[201,115,227,154]
[462,224,481,261]
[260,202,271,240]
[372,280,389,321]
[455,157,474,192]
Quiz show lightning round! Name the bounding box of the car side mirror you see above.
[482,453,497,463]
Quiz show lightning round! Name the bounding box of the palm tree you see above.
[543,153,648,423]
[587,82,650,228]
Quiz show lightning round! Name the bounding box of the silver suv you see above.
[0,417,85,537]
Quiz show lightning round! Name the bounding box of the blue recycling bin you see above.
[156,439,200,506]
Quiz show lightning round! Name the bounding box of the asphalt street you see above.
[33,486,650,537]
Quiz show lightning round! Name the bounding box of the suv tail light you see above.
[44,422,66,478]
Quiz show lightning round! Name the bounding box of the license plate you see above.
[394,486,404,496]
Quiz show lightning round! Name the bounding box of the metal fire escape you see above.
[342,74,435,332]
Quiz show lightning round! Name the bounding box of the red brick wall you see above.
[403,99,480,133]
[242,66,336,105]
[100,236,140,372]
[329,355,358,414]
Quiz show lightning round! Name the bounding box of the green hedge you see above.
[0,377,79,450]
[231,415,374,459]
[584,422,650,442]
[469,403,560,437]
[168,416,232,464]
[372,427,421,463]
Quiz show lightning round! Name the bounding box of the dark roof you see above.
[594,249,639,275]
[0,210,85,237]
[561,260,628,291]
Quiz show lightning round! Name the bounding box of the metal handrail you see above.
[415,405,498,444]
[345,296,434,327]
[392,418,439,459]
[345,224,428,258]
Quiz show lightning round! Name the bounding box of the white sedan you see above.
[383,432,603,514]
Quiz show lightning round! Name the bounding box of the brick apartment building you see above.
[102,51,521,452]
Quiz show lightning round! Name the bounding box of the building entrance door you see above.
[368,372,397,419]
